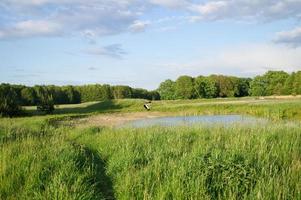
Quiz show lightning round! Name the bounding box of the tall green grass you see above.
[1,121,301,199]
[1,99,301,199]
[72,124,301,199]
[0,121,112,200]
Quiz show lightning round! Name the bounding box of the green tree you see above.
[132,88,149,99]
[157,79,176,100]
[264,71,289,95]
[194,76,217,98]
[291,71,301,95]
[111,85,132,99]
[234,78,251,97]
[100,84,112,100]
[35,86,55,114]
[62,86,80,104]
[283,72,296,95]
[210,75,237,97]
[175,76,195,99]
[250,76,268,96]
[20,87,37,106]
[250,71,289,96]
[77,84,112,102]
[0,84,22,117]
[148,91,160,100]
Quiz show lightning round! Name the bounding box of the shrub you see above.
[0,84,22,117]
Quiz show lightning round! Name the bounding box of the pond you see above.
[125,115,265,128]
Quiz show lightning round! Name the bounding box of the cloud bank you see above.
[189,0,301,21]
[157,43,301,78]
[1,0,301,41]
[274,26,301,47]
[0,0,142,39]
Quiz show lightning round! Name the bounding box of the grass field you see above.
[24,96,301,120]
[1,97,301,199]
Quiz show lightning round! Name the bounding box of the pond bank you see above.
[68,112,170,127]
[63,112,269,128]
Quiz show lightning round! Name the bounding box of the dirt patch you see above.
[71,112,168,127]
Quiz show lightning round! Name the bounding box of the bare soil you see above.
[72,112,168,127]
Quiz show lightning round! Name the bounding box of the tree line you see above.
[158,71,301,100]
[0,84,159,117]
[1,70,301,116]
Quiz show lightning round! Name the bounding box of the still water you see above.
[126,115,265,128]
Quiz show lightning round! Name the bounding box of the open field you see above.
[23,95,301,119]
[3,1,301,199]
[1,97,301,199]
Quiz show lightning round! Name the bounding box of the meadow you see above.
[1,97,301,199]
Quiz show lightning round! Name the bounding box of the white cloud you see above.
[274,26,301,47]
[190,1,228,17]
[0,0,142,39]
[83,44,127,59]
[0,0,139,7]
[150,0,189,8]
[129,20,150,32]
[0,20,62,39]
[1,0,301,40]
[156,44,301,78]
[208,44,301,73]
[189,0,301,22]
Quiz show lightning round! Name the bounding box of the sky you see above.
[1,0,301,90]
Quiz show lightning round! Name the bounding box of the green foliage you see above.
[194,76,217,98]
[35,86,55,114]
[77,84,112,102]
[209,75,239,97]
[0,83,157,109]
[157,79,176,100]
[160,75,252,100]
[20,87,37,106]
[264,71,289,95]
[133,88,160,100]
[62,85,81,104]
[0,84,22,117]
[148,90,160,100]
[175,75,195,99]
[101,84,113,100]
[250,75,268,96]
[235,78,251,97]
[284,71,301,95]
[250,71,290,96]
[294,71,301,94]
[111,85,132,99]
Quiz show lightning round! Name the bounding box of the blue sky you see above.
[1,0,301,89]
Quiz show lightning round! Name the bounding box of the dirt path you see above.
[72,112,168,127]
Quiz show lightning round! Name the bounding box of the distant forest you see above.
[1,70,301,116]
[158,70,301,100]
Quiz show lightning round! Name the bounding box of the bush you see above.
[0,84,22,117]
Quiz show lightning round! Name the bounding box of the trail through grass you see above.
[71,124,301,199]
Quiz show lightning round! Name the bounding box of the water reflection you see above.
[126,115,265,128]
